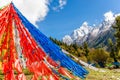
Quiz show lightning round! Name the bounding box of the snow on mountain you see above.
[70,22,93,40]
[62,11,120,46]
[63,35,73,45]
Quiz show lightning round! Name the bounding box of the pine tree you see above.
[83,42,89,59]
[113,16,120,52]
[108,39,116,61]
[112,16,120,68]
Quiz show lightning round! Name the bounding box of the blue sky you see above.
[36,0,120,40]
[1,0,119,40]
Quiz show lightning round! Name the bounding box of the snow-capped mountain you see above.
[70,22,93,40]
[63,11,120,47]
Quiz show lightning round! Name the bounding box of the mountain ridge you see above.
[63,11,120,48]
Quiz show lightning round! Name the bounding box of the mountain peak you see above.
[70,22,93,40]
[63,12,120,46]
[104,11,115,22]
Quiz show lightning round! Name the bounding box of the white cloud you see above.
[0,0,50,26]
[53,0,67,11]
[0,0,67,26]
[59,0,67,9]
[13,0,50,26]
[104,11,115,21]
[0,0,11,7]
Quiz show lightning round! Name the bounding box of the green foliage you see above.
[108,39,116,59]
[88,48,109,67]
[83,42,89,58]
[113,16,120,53]
[106,58,114,64]
[111,16,120,68]
[49,37,113,68]
[118,51,120,59]
[79,56,88,62]
[0,70,3,75]
[49,37,84,57]
[23,69,32,75]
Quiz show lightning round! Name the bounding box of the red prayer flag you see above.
[16,73,26,80]
[58,67,74,79]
